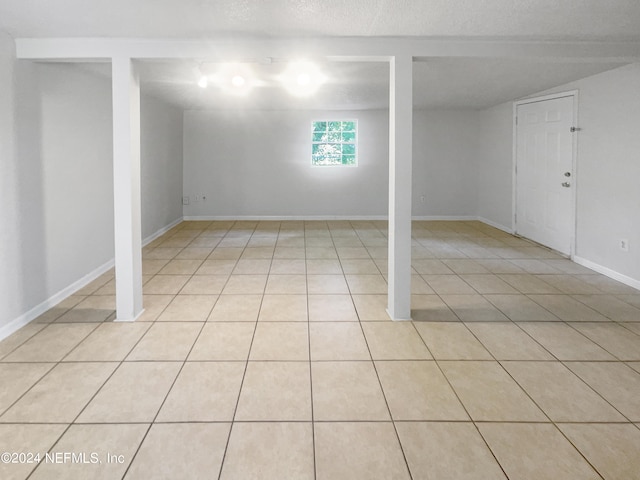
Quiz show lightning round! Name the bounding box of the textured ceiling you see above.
[1,0,640,40]
[2,0,636,110]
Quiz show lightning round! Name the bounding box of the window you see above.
[311,120,357,166]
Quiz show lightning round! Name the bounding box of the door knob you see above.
[562,182,571,188]
[564,172,571,177]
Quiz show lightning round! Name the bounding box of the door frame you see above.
[511,90,579,258]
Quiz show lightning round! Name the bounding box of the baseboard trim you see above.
[477,217,515,234]
[0,219,185,342]
[183,215,389,221]
[573,256,640,291]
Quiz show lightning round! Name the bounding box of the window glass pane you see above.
[328,121,342,132]
[343,155,356,165]
[313,132,327,142]
[342,144,355,155]
[313,121,327,132]
[341,121,356,131]
[327,132,341,142]
[342,132,356,142]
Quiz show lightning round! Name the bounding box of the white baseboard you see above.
[0,259,115,341]
[0,219,184,342]
[183,215,389,221]
[477,217,515,234]
[573,256,640,291]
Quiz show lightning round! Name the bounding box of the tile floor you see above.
[1,220,640,479]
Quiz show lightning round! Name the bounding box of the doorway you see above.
[514,92,577,256]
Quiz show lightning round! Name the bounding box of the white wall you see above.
[412,110,480,218]
[476,102,514,230]
[0,52,184,337]
[183,109,389,218]
[476,63,640,284]
[141,95,184,239]
[0,32,22,334]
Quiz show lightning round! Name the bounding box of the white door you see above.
[515,95,575,255]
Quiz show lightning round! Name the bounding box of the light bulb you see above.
[197,76,208,88]
[297,73,311,86]
[231,75,246,87]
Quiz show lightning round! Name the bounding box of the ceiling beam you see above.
[15,37,640,62]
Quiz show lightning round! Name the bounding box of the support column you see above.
[387,55,413,321]
[112,57,143,321]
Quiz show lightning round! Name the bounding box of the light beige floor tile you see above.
[208,247,243,260]
[0,323,47,359]
[158,237,191,248]
[312,361,389,420]
[352,294,390,320]
[542,259,596,274]
[209,294,262,321]
[241,247,275,259]
[31,424,148,480]
[411,294,459,321]
[573,294,640,321]
[0,363,55,415]
[125,423,229,480]
[498,274,561,294]
[64,322,150,361]
[442,259,490,274]
[411,259,454,274]
[306,259,342,274]
[558,423,640,480]
[459,274,519,294]
[315,422,410,480]
[309,322,370,360]
[273,247,306,259]
[528,295,611,322]
[143,275,191,294]
[55,295,116,323]
[258,294,308,321]
[158,259,203,275]
[143,247,182,260]
[269,259,306,274]
[396,422,507,480]
[484,294,559,321]
[137,294,174,322]
[415,322,492,359]
[220,422,314,480]
[195,259,236,275]
[478,423,600,480]
[265,274,307,294]
[175,247,213,260]
[180,274,228,294]
[362,322,432,359]
[1,362,117,423]
[2,324,97,362]
[157,362,244,422]
[424,275,476,294]
[376,361,468,420]
[345,274,387,294]
[0,424,67,480]
[570,322,640,360]
[580,274,640,294]
[628,361,640,373]
[519,322,615,360]
[188,236,221,248]
[509,258,562,273]
[565,362,640,421]
[221,274,267,294]
[189,322,255,360]
[411,274,436,294]
[616,294,640,309]
[127,322,202,361]
[305,247,338,260]
[308,294,358,322]
[536,275,603,294]
[340,259,380,274]
[77,362,181,423]
[235,362,311,421]
[307,274,349,294]
[336,246,370,259]
[250,322,309,360]
[503,361,625,422]
[232,258,271,274]
[466,322,554,360]
[440,361,546,421]
[475,259,526,274]
[156,294,217,322]
[35,296,84,322]
[441,295,510,321]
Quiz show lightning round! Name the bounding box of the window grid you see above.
[311,120,357,166]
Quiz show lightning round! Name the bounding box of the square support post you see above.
[112,57,143,321]
[387,55,413,321]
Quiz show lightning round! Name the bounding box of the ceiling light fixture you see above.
[231,75,246,87]
[197,76,208,88]
[280,61,326,97]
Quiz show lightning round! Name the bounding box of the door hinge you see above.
[570,126,581,132]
